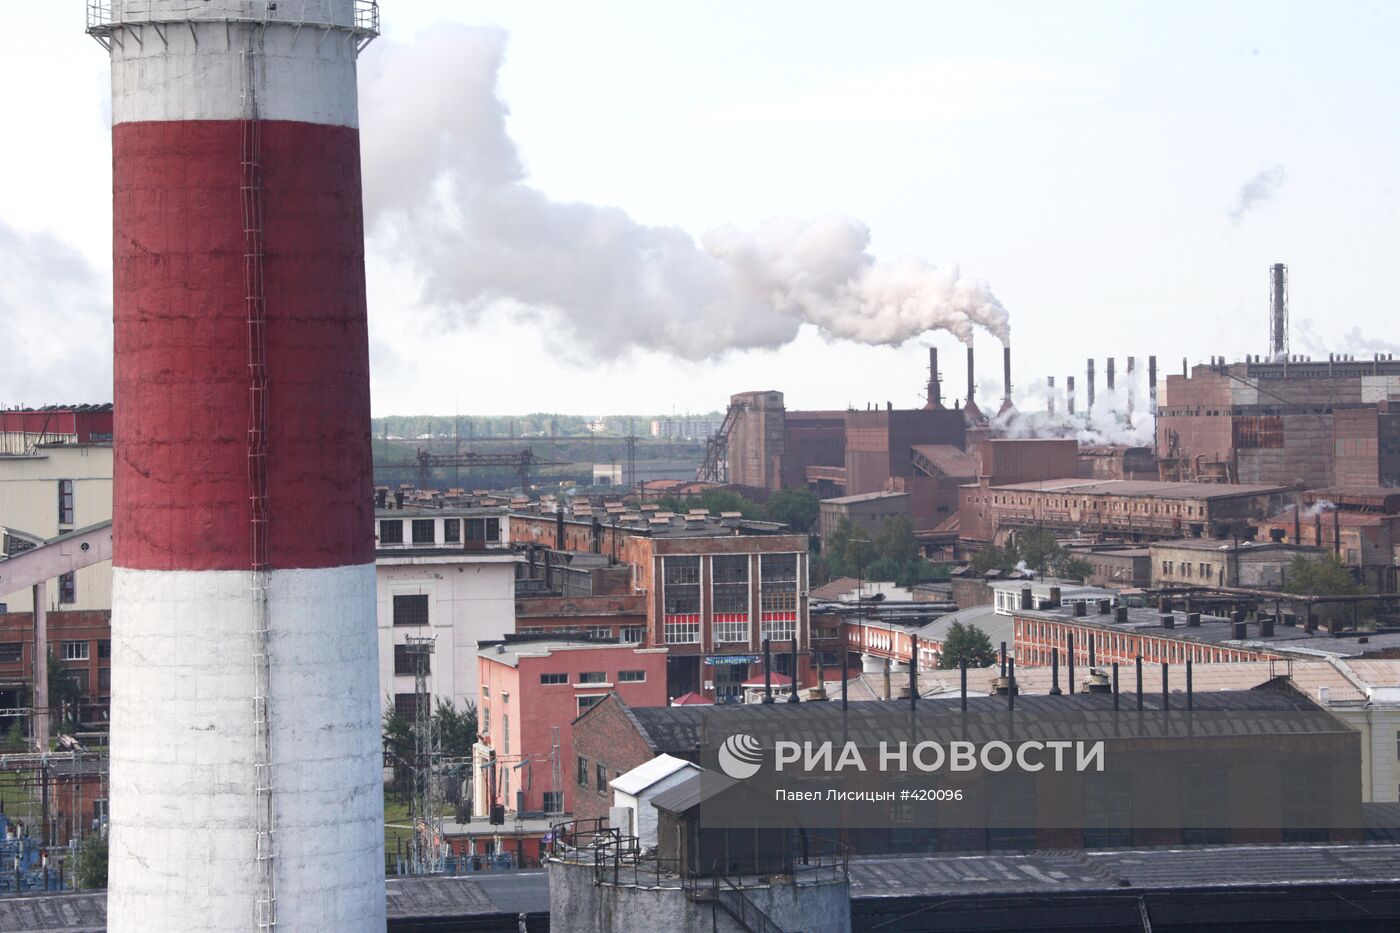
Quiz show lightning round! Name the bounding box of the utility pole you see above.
[405,635,442,874]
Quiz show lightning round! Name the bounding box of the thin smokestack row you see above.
[925,347,942,409]
[1086,358,1096,413]
[93,4,384,931]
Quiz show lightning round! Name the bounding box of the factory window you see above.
[579,671,607,684]
[98,640,111,659]
[411,519,435,544]
[596,764,609,795]
[618,670,646,683]
[577,756,589,787]
[663,556,701,614]
[482,704,490,735]
[395,693,426,721]
[665,621,700,644]
[540,672,568,685]
[715,618,749,643]
[57,480,74,525]
[393,643,429,676]
[58,571,77,604]
[712,555,750,614]
[543,791,563,814]
[621,626,645,644]
[760,553,799,613]
[393,594,430,626]
[99,667,111,695]
[0,643,20,664]
[379,520,404,544]
[1162,561,1172,576]
[62,640,89,662]
[71,668,90,697]
[443,518,460,543]
[503,715,510,755]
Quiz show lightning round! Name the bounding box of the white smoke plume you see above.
[989,379,1155,448]
[358,26,1010,360]
[1228,165,1287,225]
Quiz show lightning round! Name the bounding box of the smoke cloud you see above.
[0,220,111,403]
[1228,165,1287,225]
[358,26,1010,360]
[989,379,1155,447]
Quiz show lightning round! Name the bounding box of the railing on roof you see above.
[87,1,380,54]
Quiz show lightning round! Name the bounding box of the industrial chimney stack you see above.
[1086,358,1096,413]
[1148,355,1158,413]
[1270,262,1289,359]
[964,345,985,423]
[89,3,385,931]
[999,345,1015,414]
[925,347,943,409]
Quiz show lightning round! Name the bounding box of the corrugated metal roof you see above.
[611,753,702,797]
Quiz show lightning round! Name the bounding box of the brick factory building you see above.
[1011,594,1400,668]
[0,609,112,733]
[959,478,1291,547]
[510,508,823,701]
[1259,487,1400,592]
[1156,355,1400,486]
[817,490,909,547]
[473,637,666,819]
[1150,538,1329,589]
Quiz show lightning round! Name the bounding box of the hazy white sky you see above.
[1,2,1396,416]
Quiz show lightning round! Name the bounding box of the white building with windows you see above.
[0,444,113,613]
[376,507,519,721]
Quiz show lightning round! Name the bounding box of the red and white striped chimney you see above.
[90,3,384,930]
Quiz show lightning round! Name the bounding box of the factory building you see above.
[1149,538,1328,589]
[375,506,518,719]
[509,509,821,701]
[1157,355,1400,486]
[89,2,385,929]
[960,478,1291,547]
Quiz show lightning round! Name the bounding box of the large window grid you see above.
[663,556,701,615]
[57,480,74,525]
[665,621,700,644]
[411,519,435,544]
[760,554,799,614]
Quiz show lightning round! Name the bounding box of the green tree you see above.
[937,621,998,669]
[1284,555,1368,626]
[382,696,413,769]
[434,698,478,758]
[74,832,108,890]
[3,719,25,751]
[766,489,820,534]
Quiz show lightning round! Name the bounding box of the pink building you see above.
[475,638,668,817]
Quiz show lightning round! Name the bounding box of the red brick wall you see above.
[571,695,663,826]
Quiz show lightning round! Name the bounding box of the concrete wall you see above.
[549,859,851,933]
[377,558,516,715]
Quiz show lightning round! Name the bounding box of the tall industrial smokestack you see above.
[1270,262,1289,359]
[1086,358,1096,413]
[90,4,385,931]
[1067,376,1076,415]
[964,345,984,423]
[999,345,1014,414]
[1148,355,1158,413]
[1126,356,1136,415]
[1106,357,1115,395]
[924,347,943,409]
[1047,376,1056,414]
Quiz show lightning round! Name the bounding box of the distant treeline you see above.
[371,412,725,440]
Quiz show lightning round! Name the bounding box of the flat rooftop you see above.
[986,479,1290,499]
[1016,601,1400,659]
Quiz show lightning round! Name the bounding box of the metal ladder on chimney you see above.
[241,19,277,930]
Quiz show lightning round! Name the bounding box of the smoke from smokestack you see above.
[359,27,1012,360]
